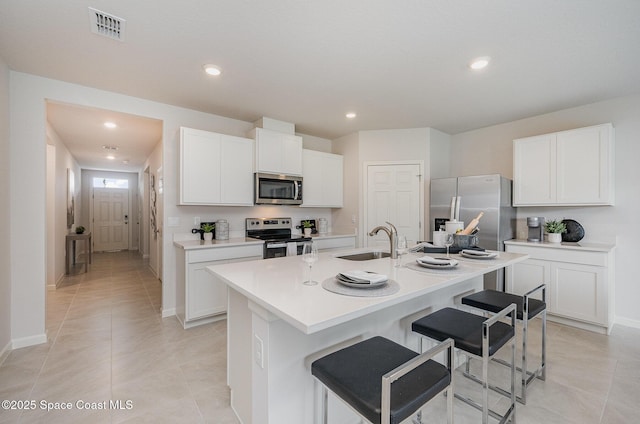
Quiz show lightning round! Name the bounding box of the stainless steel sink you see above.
[336,251,391,261]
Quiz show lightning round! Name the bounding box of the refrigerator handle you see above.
[450,197,456,221]
[455,196,461,221]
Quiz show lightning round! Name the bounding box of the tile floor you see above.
[0,251,638,423]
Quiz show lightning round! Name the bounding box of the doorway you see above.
[92,186,130,251]
[364,162,423,248]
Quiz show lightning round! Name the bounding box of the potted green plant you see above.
[201,223,215,241]
[75,226,85,234]
[302,220,313,237]
[544,220,566,243]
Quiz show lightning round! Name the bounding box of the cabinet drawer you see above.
[505,245,607,267]
[314,237,356,251]
[188,244,263,263]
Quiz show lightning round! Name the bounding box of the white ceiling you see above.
[2,1,640,171]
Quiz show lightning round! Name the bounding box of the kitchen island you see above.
[207,248,528,424]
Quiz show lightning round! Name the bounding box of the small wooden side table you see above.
[65,232,92,274]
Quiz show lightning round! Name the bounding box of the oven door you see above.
[264,241,308,259]
[255,173,302,205]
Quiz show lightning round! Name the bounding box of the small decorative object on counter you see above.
[75,226,85,234]
[318,218,328,235]
[460,212,484,235]
[544,219,566,243]
[302,220,313,237]
[215,219,229,240]
[561,219,585,242]
[202,223,215,242]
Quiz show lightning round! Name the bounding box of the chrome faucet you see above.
[368,221,398,259]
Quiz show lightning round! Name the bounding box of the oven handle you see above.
[266,243,288,249]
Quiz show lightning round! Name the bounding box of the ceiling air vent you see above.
[89,7,126,41]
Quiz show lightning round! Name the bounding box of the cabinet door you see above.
[180,128,221,204]
[506,259,550,303]
[556,124,613,205]
[323,153,343,207]
[220,135,254,205]
[301,150,343,207]
[550,262,606,324]
[255,128,283,174]
[281,133,303,176]
[186,262,227,320]
[513,134,556,205]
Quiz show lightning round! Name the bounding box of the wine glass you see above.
[395,235,408,267]
[444,233,454,258]
[301,242,318,286]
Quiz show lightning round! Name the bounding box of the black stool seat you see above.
[311,336,450,424]
[412,307,514,357]
[462,289,546,320]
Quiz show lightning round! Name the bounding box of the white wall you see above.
[8,71,337,344]
[47,124,81,286]
[450,94,640,327]
[0,56,11,358]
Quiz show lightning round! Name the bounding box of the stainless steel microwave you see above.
[255,173,303,205]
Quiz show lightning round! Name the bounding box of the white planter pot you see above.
[304,228,312,237]
[547,233,562,243]
[203,232,214,241]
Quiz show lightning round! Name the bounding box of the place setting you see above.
[322,269,400,297]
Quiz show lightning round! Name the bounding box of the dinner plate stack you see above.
[460,249,498,259]
[336,270,388,288]
[415,256,459,269]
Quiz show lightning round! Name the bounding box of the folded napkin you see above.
[461,249,497,257]
[338,270,388,285]
[416,255,458,266]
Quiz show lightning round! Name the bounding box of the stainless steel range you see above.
[246,217,312,259]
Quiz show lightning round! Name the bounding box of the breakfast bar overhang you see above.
[207,249,528,424]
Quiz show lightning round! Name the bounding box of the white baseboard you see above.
[0,340,11,366]
[614,316,640,330]
[162,307,176,318]
[54,273,65,288]
[12,333,47,350]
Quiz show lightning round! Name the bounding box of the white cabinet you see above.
[513,123,614,206]
[505,241,615,334]
[249,127,303,176]
[301,150,344,207]
[175,243,263,328]
[179,127,254,205]
[313,235,356,252]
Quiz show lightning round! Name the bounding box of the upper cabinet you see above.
[179,127,254,206]
[249,127,303,176]
[301,149,343,208]
[513,123,614,206]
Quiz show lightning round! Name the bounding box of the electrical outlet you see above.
[254,334,264,369]
[351,215,356,224]
[194,216,201,227]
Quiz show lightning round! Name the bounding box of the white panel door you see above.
[366,164,421,247]
[93,188,129,252]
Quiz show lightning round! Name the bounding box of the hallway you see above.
[0,251,238,423]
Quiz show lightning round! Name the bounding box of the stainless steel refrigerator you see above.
[430,174,516,290]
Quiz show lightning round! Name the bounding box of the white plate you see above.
[460,250,498,259]
[336,275,388,288]
[415,259,459,269]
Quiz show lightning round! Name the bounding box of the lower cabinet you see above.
[313,235,356,252]
[505,241,614,334]
[176,244,263,328]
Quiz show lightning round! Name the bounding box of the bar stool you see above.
[311,336,454,424]
[461,284,546,404]
[411,306,516,424]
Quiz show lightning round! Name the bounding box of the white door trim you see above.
[362,160,424,248]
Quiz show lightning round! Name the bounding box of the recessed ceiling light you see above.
[104,121,117,128]
[203,64,222,76]
[122,159,129,165]
[470,56,490,70]
[106,155,115,160]
[345,112,357,119]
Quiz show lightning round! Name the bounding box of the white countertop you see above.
[173,232,355,251]
[207,248,528,334]
[505,239,616,252]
